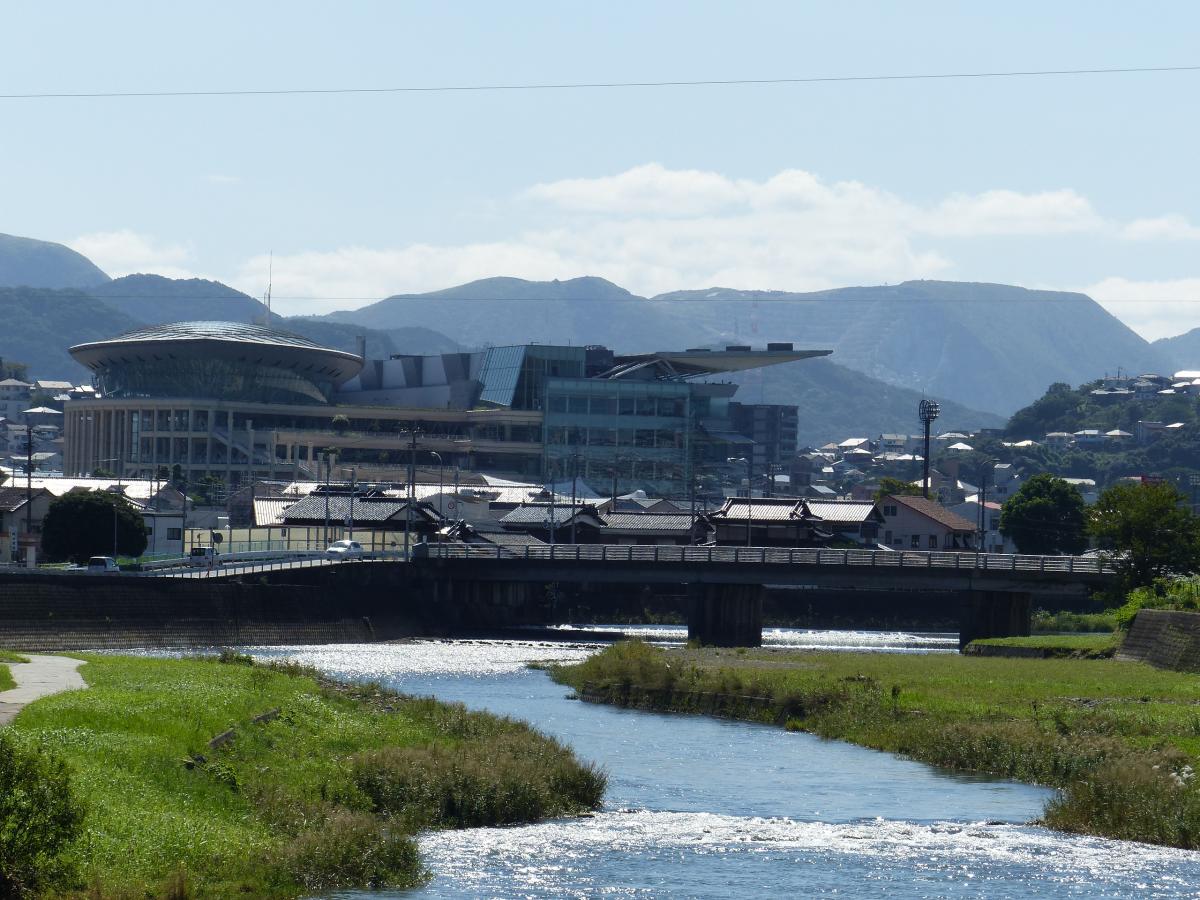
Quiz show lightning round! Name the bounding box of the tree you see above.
[873,476,922,500]
[999,473,1089,555]
[1088,480,1200,589]
[41,492,148,563]
[331,414,350,435]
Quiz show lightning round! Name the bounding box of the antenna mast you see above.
[262,252,273,323]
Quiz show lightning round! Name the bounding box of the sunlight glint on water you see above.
[246,632,1200,900]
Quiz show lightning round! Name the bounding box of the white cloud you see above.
[215,164,1200,328]
[1082,276,1200,341]
[1120,215,1200,242]
[924,189,1103,237]
[205,174,240,186]
[69,229,198,280]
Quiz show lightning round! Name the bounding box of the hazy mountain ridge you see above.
[327,277,1167,416]
[0,287,143,381]
[88,274,268,325]
[1152,329,1200,372]
[0,233,110,290]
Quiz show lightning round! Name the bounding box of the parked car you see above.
[187,547,217,568]
[86,556,120,574]
[324,540,364,560]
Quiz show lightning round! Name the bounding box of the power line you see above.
[2,64,1199,101]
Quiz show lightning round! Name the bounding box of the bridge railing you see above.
[414,543,1113,575]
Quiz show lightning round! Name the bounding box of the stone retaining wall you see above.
[1116,609,1200,672]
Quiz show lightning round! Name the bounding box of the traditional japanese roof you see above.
[708,498,803,522]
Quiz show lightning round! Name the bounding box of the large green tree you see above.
[999,473,1089,555]
[41,492,148,563]
[1088,480,1200,589]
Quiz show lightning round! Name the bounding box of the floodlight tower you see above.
[918,399,941,499]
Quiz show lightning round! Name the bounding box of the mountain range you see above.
[328,277,1169,417]
[0,231,1190,445]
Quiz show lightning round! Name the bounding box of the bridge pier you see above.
[687,583,764,647]
[959,590,1031,650]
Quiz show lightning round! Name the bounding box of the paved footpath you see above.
[0,655,87,726]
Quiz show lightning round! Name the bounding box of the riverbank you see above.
[549,641,1200,849]
[9,654,605,897]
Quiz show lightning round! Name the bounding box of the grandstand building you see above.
[65,321,827,496]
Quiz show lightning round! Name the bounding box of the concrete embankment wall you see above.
[1117,609,1200,672]
[0,565,554,651]
[0,572,415,651]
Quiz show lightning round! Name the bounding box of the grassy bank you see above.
[10,654,604,897]
[550,641,1200,848]
[0,650,31,692]
[967,634,1119,659]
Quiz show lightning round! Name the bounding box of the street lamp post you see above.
[430,451,444,518]
[918,400,941,500]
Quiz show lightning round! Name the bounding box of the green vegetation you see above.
[1115,576,1200,629]
[12,654,604,897]
[40,491,148,563]
[873,476,922,500]
[0,730,84,896]
[0,666,13,692]
[1031,609,1116,633]
[552,641,1200,848]
[1090,480,1200,591]
[1000,473,1089,555]
[0,650,29,664]
[970,634,1118,658]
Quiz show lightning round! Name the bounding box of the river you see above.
[248,630,1200,899]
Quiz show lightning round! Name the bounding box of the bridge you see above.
[410,544,1113,647]
[140,544,1114,647]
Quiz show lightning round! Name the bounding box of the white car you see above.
[86,556,120,574]
[324,540,364,560]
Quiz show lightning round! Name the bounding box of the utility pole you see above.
[348,467,356,540]
[24,424,33,544]
[406,424,417,561]
[322,452,331,548]
[746,455,753,548]
[570,453,578,544]
[918,400,940,500]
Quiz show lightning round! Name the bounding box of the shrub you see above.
[352,732,606,830]
[1045,758,1200,848]
[1115,576,1200,629]
[272,809,422,893]
[0,732,84,896]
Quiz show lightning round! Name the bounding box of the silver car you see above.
[324,540,364,560]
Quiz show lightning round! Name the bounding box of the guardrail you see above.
[414,543,1114,575]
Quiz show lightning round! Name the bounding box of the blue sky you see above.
[2,2,1200,337]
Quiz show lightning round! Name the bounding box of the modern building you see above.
[65,322,828,497]
[728,401,799,475]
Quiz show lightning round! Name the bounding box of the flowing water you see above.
[246,631,1200,898]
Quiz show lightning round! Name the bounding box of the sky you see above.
[2,2,1200,339]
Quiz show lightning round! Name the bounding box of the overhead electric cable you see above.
[1,64,1199,100]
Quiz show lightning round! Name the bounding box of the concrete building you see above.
[66,322,829,498]
[728,402,799,473]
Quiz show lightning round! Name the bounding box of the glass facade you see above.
[543,376,692,496]
[94,357,334,404]
[478,345,586,410]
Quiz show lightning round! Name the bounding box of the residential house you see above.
[0,486,52,564]
[878,494,977,551]
[799,499,884,546]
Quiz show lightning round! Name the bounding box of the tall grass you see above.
[553,641,1200,849]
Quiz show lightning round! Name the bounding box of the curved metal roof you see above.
[69,320,364,384]
[74,321,339,353]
